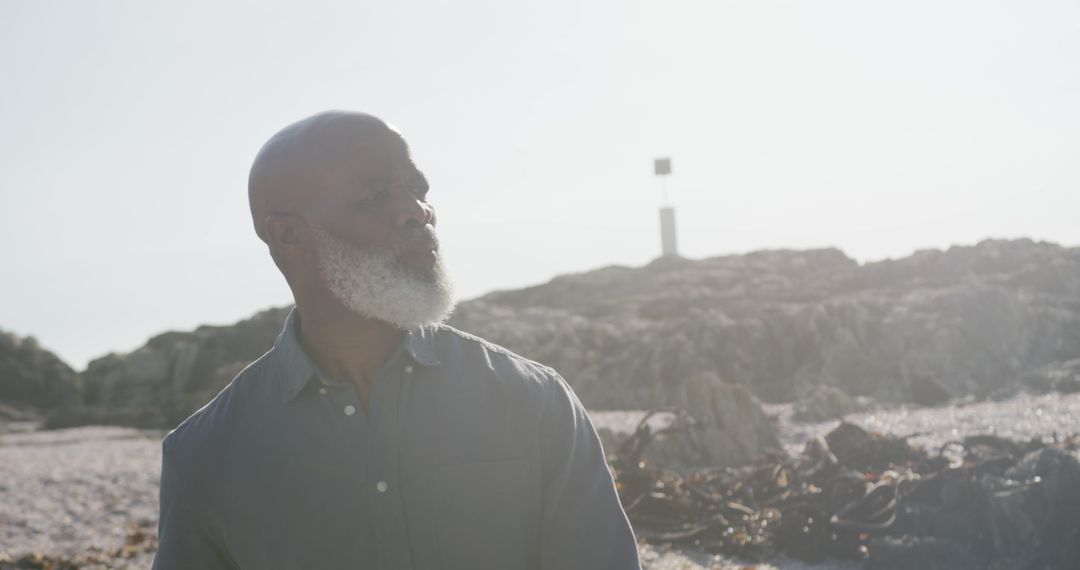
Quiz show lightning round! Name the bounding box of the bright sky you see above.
[2,0,1078,370]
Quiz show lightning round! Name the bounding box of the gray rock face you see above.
[792,385,874,422]
[12,238,1079,436]
[679,379,782,467]
[71,308,290,428]
[600,377,783,470]
[0,330,81,412]
[451,239,1080,407]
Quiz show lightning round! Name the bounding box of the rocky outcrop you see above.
[63,308,289,428]
[10,238,1078,433]
[1023,358,1080,395]
[791,385,875,422]
[0,330,81,414]
[451,239,1080,407]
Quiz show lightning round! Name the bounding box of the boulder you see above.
[792,385,874,422]
[0,329,81,411]
[599,377,783,470]
[910,374,952,407]
[867,536,982,570]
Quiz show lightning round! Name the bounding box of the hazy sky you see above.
[2,0,1078,369]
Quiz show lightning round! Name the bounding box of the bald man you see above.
[152,112,641,570]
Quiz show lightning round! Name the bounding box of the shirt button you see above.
[376,481,388,493]
[344,405,356,416]
[318,387,328,395]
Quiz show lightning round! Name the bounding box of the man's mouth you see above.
[395,235,439,269]
[395,226,439,262]
[398,247,437,264]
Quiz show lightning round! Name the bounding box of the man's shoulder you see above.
[162,351,276,464]
[429,323,561,385]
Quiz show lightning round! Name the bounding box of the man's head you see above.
[248,111,454,328]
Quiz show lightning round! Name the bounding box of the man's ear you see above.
[263,214,306,254]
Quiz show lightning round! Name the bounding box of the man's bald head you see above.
[246,111,451,327]
[247,111,406,242]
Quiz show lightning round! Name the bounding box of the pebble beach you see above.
[3,391,1078,569]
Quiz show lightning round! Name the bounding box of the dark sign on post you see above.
[654,158,672,176]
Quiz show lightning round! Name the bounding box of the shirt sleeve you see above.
[152,436,236,570]
[538,371,642,570]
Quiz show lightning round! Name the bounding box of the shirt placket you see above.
[318,373,379,564]
[370,357,415,570]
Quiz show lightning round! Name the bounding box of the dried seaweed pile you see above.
[0,524,156,570]
[612,411,1080,569]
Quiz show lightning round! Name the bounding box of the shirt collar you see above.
[273,306,442,404]
[405,321,441,367]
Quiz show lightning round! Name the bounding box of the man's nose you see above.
[395,189,434,228]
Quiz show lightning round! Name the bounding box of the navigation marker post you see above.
[654,157,678,257]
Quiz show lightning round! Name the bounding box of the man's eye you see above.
[354,189,390,208]
[410,186,429,200]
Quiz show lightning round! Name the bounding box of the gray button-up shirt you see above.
[153,307,641,570]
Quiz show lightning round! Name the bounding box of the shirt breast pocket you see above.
[432,457,535,570]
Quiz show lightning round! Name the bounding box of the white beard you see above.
[311,227,456,329]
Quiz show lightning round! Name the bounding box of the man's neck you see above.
[294,303,405,396]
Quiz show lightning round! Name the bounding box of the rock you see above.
[792,385,874,422]
[20,237,1080,431]
[824,422,922,473]
[910,374,952,407]
[451,239,1080,408]
[0,401,43,435]
[659,378,782,469]
[599,379,783,470]
[867,536,981,570]
[0,329,81,411]
[682,379,783,467]
[71,308,288,429]
[1024,358,1080,395]
[0,401,41,423]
